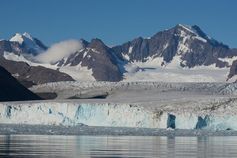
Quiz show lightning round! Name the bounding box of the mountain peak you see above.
[79,39,89,47]
[10,32,34,43]
[90,38,105,44]
[175,24,198,33]
[175,24,192,30]
[174,24,208,39]
[22,32,34,40]
[9,32,47,55]
[89,38,108,50]
[10,33,25,44]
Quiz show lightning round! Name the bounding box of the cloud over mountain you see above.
[36,40,83,64]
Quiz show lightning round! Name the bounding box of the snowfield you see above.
[1,82,237,131]
[123,56,232,82]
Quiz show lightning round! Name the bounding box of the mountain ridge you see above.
[1,24,237,84]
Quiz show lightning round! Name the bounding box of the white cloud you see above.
[36,39,83,64]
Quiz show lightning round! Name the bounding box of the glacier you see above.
[0,101,163,128]
[1,97,237,130]
[2,82,237,131]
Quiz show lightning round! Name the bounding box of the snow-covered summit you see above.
[176,24,205,36]
[10,32,32,44]
[176,24,197,33]
[10,32,47,55]
[175,24,208,42]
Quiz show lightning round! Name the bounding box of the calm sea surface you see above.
[0,135,237,157]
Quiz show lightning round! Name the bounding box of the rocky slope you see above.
[56,39,123,81]
[0,66,41,101]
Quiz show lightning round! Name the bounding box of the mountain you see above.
[56,38,123,81]
[110,24,237,82]
[0,36,75,87]
[112,24,237,68]
[9,32,47,55]
[1,24,237,84]
[0,66,41,101]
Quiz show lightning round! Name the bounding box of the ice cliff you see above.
[1,99,237,130]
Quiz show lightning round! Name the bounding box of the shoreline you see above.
[0,124,237,136]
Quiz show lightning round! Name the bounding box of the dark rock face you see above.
[0,57,74,87]
[0,66,41,101]
[112,24,237,68]
[33,37,48,50]
[58,39,123,81]
[0,40,23,55]
[227,60,237,81]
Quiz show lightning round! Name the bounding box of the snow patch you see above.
[178,24,207,43]
[193,36,207,43]
[10,33,25,44]
[83,50,88,58]
[218,56,237,65]
[163,43,169,50]
[59,64,95,81]
[177,30,191,55]
[3,51,31,63]
[3,51,57,70]
[178,24,196,34]
[122,53,130,61]
[128,46,133,54]
[91,48,100,54]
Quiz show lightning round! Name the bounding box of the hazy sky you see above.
[0,0,236,47]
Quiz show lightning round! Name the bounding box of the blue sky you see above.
[0,0,236,47]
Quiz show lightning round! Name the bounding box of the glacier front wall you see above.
[0,101,237,130]
[0,102,167,128]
